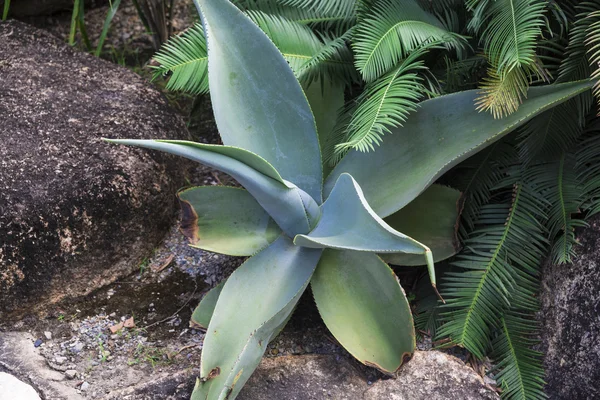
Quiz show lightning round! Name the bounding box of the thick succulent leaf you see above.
[195,0,323,202]
[381,184,462,266]
[190,281,225,329]
[192,236,322,400]
[295,173,428,254]
[311,249,415,373]
[304,79,345,175]
[295,173,437,289]
[325,80,595,219]
[105,139,317,236]
[177,186,280,256]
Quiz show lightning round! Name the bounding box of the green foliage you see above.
[108,0,600,399]
[2,0,9,21]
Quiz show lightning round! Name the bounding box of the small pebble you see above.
[44,331,52,340]
[80,382,90,392]
[55,356,67,365]
[64,370,77,380]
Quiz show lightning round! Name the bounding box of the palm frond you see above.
[438,182,548,359]
[585,9,600,104]
[492,312,547,400]
[333,48,428,156]
[470,0,548,118]
[152,23,209,95]
[353,0,466,82]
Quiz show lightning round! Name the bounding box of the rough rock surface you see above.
[540,216,600,400]
[0,328,498,400]
[0,20,189,318]
[2,0,107,18]
[0,372,41,400]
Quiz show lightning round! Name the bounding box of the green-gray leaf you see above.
[195,0,323,202]
[193,236,322,400]
[311,249,415,373]
[381,184,462,266]
[325,80,595,218]
[104,139,317,236]
[178,186,280,256]
[190,281,225,329]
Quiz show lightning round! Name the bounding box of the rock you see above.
[43,331,52,340]
[540,216,600,400]
[0,372,41,400]
[72,342,84,353]
[4,0,107,18]
[80,382,90,392]
[238,352,499,400]
[54,356,67,365]
[0,20,189,318]
[65,370,77,380]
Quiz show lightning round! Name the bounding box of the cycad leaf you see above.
[381,184,462,266]
[517,100,583,165]
[325,80,594,220]
[334,47,428,155]
[177,186,280,256]
[276,0,356,17]
[196,0,323,202]
[105,139,317,237]
[492,312,547,400]
[525,153,586,264]
[191,281,225,329]
[310,249,415,373]
[438,183,548,359]
[151,23,208,94]
[192,236,322,400]
[353,0,465,81]
[470,0,548,117]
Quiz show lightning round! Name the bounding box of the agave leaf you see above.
[193,236,322,400]
[304,79,345,175]
[381,184,462,266]
[195,0,323,202]
[191,281,225,329]
[325,80,595,218]
[295,173,438,290]
[310,249,415,373]
[104,139,317,236]
[178,186,280,256]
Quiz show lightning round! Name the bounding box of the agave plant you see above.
[106,0,593,398]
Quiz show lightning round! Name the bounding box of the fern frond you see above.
[438,182,548,359]
[584,9,600,104]
[333,48,428,155]
[353,0,466,81]
[492,312,547,400]
[151,23,209,94]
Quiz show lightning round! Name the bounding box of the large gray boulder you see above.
[0,20,189,318]
[540,216,600,399]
